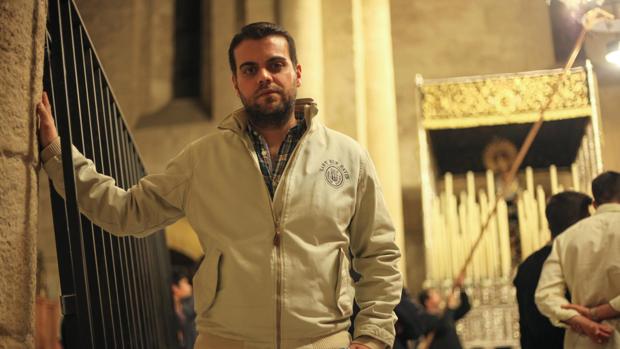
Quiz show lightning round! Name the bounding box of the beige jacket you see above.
[535,203,620,349]
[42,100,402,348]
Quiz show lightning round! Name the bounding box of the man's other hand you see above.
[562,303,592,319]
[37,92,58,147]
[565,315,613,344]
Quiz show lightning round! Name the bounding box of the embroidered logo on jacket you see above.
[320,160,350,188]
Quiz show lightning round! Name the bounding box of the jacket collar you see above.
[594,203,620,215]
[217,98,319,135]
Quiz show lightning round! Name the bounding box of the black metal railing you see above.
[43,0,178,347]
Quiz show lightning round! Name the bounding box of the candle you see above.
[550,165,559,194]
[497,200,512,279]
[526,167,534,193]
[536,185,547,250]
[517,197,528,261]
[571,163,580,192]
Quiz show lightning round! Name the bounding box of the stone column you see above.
[245,0,276,24]
[321,0,366,143]
[0,0,46,347]
[210,0,241,121]
[279,0,324,115]
[359,0,407,282]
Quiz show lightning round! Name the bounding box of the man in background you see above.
[536,171,620,348]
[417,274,470,349]
[514,191,592,348]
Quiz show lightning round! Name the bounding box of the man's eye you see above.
[269,62,284,71]
[241,66,257,75]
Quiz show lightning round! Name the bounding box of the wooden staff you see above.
[451,21,589,292]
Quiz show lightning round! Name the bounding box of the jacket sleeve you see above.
[535,239,579,327]
[42,137,192,237]
[349,149,403,348]
[453,290,471,321]
[610,295,620,312]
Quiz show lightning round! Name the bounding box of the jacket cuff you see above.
[610,295,620,312]
[352,335,386,349]
[41,137,61,163]
[555,308,580,327]
[354,324,393,349]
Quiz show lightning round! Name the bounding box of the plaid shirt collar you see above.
[247,111,307,197]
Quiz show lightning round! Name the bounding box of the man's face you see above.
[425,289,442,312]
[172,277,193,300]
[232,35,302,129]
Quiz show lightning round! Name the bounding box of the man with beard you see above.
[37,22,401,349]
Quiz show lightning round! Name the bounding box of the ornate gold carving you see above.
[420,68,591,129]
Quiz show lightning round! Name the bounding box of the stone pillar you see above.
[279,0,324,115]
[211,1,242,121]
[321,0,366,143]
[0,0,46,347]
[359,0,407,282]
[245,0,276,24]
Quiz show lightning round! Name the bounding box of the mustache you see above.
[254,86,283,98]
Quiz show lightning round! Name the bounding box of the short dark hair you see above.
[592,171,620,205]
[228,22,297,75]
[418,289,432,308]
[545,191,592,237]
[171,267,190,286]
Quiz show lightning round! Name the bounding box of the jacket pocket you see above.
[335,248,353,316]
[193,247,222,316]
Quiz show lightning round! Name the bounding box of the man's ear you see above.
[295,63,302,87]
[232,74,240,96]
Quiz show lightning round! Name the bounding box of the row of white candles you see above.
[427,164,584,282]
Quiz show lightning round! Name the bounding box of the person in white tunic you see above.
[536,171,620,348]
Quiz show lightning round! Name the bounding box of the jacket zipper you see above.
[270,124,312,349]
[238,135,284,348]
[237,112,313,349]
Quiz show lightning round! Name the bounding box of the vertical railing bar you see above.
[126,140,163,347]
[115,116,146,347]
[68,10,108,345]
[51,0,94,346]
[112,112,146,349]
[140,238,157,347]
[84,45,118,347]
[106,98,142,347]
[120,125,156,347]
[44,20,82,349]
[105,82,136,349]
[159,232,179,347]
[95,67,129,347]
[106,89,140,348]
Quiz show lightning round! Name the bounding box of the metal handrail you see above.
[43,0,178,347]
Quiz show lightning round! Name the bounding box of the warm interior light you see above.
[555,0,605,11]
[605,40,620,65]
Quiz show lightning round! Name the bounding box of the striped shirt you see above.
[247,111,307,197]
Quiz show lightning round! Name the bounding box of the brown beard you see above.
[241,90,296,130]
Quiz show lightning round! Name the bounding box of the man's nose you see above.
[257,68,273,86]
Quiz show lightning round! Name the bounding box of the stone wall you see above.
[0,0,47,347]
[74,0,175,128]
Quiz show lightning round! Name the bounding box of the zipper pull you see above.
[273,231,281,246]
[273,221,281,246]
